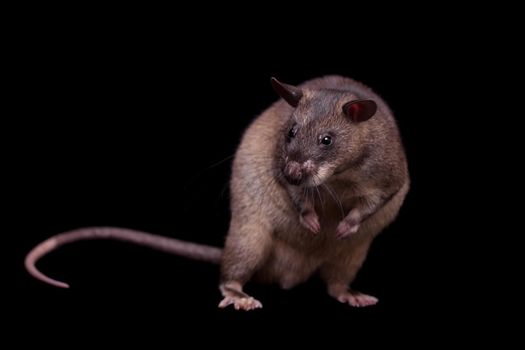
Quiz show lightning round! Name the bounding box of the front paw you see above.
[300,210,320,234]
[336,209,361,239]
[336,219,360,239]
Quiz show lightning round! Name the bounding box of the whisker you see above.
[313,177,324,211]
[322,183,345,220]
[302,186,307,208]
[207,154,236,170]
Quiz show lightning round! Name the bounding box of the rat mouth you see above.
[283,173,306,186]
[282,174,324,188]
[305,164,335,187]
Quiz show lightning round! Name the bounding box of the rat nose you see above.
[283,161,303,185]
[283,160,318,185]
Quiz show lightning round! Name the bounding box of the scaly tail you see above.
[25,227,223,288]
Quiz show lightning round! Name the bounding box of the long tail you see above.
[25,227,223,288]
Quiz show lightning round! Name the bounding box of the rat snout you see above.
[283,160,317,186]
[284,161,303,185]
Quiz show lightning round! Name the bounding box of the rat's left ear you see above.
[342,100,377,122]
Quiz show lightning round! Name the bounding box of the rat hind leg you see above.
[218,281,262,310]
[218,221,272,311]
[321,235,378,307]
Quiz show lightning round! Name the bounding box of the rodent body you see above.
[219,76,409,309]
[26,75,409,311]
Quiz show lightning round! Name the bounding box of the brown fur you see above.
[219,75,409,309]
[25,75,409,311]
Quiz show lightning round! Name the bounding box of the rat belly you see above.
[256,240,324,289]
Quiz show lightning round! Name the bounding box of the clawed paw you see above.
[335,219,360,239]
[337,291,378,307]
[300,211,321,234]
[218,296,263,311]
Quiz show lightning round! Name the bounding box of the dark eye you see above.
[288,126,297,138]
[321,135,332,146]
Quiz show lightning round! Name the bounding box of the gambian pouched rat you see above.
[26,75,409,311]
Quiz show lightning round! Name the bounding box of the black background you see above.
[7,6,511,345]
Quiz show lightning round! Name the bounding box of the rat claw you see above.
[300,211,321,234]
[218,296,263,311]
[336,220,360,239]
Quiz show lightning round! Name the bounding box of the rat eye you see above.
[288,125,297,138]
[320,135,332,146]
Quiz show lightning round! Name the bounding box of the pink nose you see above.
[284,161,303,184]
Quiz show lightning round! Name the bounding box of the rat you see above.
[26,75,409,311]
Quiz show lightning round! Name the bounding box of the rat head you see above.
[272,77,377,187]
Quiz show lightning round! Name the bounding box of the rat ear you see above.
[271,77,303,107]
[342,100,377,123]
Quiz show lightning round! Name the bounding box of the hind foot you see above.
[218,296,262,310]
[336,290,378,307]
[328,283,378,307]
[219,281,263,311]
